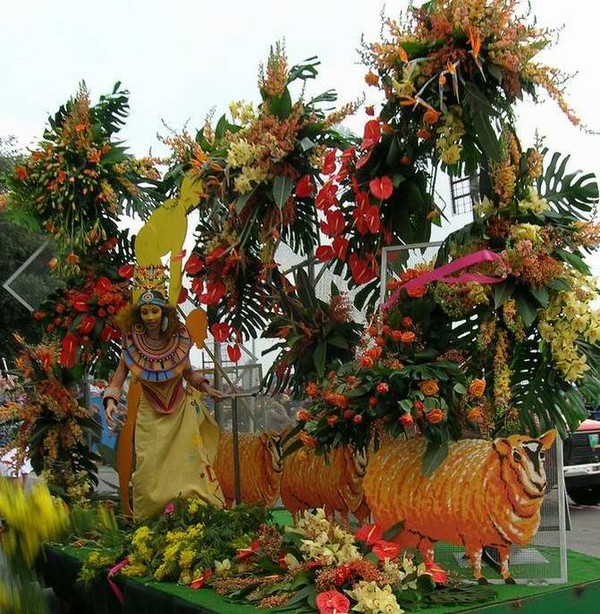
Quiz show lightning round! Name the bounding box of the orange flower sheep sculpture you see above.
[363,430,557,583]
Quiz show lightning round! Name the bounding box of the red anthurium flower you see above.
[320,209,346,236]
[185,253,205,275]
[100,326,118,342]
[332,237,349,261]
[315,181,338,211]
[316,590,350,614]
[364,204,381,234]
[73,300,89,313]
[227,343,242,363]
[295,174,315,198]
[236,540,260,561]
[78,315,96,335]
[200,280,226,306]
[369,175,394,200]
[315,245,336,262]
[177,286,188,304]
[372,539,401,561]
[118,264,134,279]
[355,151,372,171]
[322,149,337,175]
[190,568,213,590]
[349,253,378,285]
[205,245,227,265]
[94,277,112,294]
[339,147,356,172]
[191,277,205,297]
[425,561,448,585]
[60,333,79,369]
[361,120,381,149]
[210,322,231,343]
[355,523,383,546]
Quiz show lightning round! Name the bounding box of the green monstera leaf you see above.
[537,150,599,220]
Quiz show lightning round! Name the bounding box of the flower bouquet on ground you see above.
[75,499,270,589]
[211,509,496,613]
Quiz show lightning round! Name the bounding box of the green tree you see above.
[0,137,45,365]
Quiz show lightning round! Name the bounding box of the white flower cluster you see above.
[346,580,403,614]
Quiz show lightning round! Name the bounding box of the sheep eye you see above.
[512,449,522,462]
[539,451,545,461]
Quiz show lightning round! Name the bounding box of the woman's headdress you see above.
[132,265,168,307]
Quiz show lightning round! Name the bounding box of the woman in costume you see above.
[103,282,225,520]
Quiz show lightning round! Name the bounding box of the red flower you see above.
[372,539,401,561]
[190,568,213,590]
[178,286,189,304]
[295,174,315,197]
[399,413,414,427]
[315,181,338,211]
[100,326,118,342]
[163,502,175,515]
[78,315,96,335]
[425,561,448,585]
[316,590,350,614]
[355,151,372,170]
[355,523,383,546]
[332,237,349,261]
[236,540,260,561]
[94,277,112,294]
[205,246,226,265]
[185,253,205,275]
[361,120,381,149]
[118,264,134,279]
[191,277,205,297]
[200,280,226,306]
[14,166,28,180]
[227,343,242,362]
[349,253,378,284]
[320,209,345,236]
[210,322,231,342]
[60,333,79,369]
[369,176,393,200]
[316,245,336,262]
[376,382,389,394]
[322,149,337,175]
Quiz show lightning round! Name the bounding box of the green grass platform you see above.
[39,544,600,614]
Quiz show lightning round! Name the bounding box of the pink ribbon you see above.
[382,249,504,311]
[107,557,129,605]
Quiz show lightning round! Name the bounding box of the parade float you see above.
[2,1,600,612]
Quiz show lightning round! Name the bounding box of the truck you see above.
[563,418,600,506]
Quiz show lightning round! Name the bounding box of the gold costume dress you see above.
[109,324,224,519]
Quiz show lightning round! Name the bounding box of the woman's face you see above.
[140,304,162,332]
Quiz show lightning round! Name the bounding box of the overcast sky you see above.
[2,1,599,261]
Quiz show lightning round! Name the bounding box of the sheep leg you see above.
[497,545,516,584]
[418,536,436,565]
[464,543,487,584]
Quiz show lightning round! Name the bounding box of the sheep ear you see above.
[493,438,512,457]
[539,429,557,450]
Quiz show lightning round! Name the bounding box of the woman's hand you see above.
[105,398,123,430]
[200,382,224,401]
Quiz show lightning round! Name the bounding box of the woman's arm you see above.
[183,359,224,400]
[103,357,129,428]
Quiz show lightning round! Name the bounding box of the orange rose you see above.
[467,407,484,424]
[400,331,416,344]
[423,108,441,125]
[299,431,317,449]
[305,382,319,397]
[296,409,310,422]
[426,408,445,424]
[419,379,439,396]
[327,415,339,427]
[468,379,486,398]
